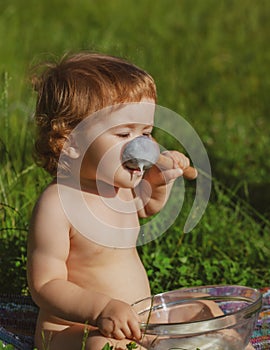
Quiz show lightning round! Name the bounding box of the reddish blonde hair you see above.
[32,52,157,176]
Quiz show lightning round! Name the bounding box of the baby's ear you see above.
[63,136,81,159]
[65,146,80,159]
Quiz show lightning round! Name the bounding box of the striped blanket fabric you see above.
[250,288,270,349]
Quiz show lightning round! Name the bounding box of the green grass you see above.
[0,0,270,294]
[0,340,137,350]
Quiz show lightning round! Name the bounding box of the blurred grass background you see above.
[0,0,269,294]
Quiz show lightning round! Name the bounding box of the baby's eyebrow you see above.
[111,123,153,130]
[142,124,154,129]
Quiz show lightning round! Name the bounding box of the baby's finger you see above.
[112,328,126,340]
[174,153,190,170]
[128,319,141,341]
[183,156,190,169]
[159,151,189,170]
[163,168,184,182]
[98,317,115,337]
[119,323,133,339]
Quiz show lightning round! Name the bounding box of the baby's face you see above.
[78,100,155,189]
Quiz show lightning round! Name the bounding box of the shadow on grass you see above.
[0,230,28,294]
[210,156,270,220]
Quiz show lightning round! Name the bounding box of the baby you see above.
[27,52,190,350]
[27,52,254,350]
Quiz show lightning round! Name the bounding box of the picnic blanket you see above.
[1,289,270,349]
[250,288,270,349]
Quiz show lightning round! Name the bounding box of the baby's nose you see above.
[121,136,160,172]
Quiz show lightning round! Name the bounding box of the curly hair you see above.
[32,52,157,176]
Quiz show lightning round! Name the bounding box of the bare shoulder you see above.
[30,181,70,236]
[35,181,62,207]
[32,181,65,216]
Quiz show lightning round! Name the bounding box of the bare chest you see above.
[62,187,140,248]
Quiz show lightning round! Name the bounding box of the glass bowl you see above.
[132,285,262,350]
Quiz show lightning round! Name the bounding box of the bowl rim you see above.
[132,285,262,336]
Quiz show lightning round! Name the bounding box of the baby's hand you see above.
[144,151,190,186]
[96,299,141,341]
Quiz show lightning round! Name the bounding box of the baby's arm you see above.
[27,185,141,341]
[135,151,191,217]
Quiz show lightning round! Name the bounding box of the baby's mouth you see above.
[123,162,144,177]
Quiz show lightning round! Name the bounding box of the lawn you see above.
[0,0,269,294]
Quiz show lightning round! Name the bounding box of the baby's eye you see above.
[143,132,152,137]
[117,133,130,138]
